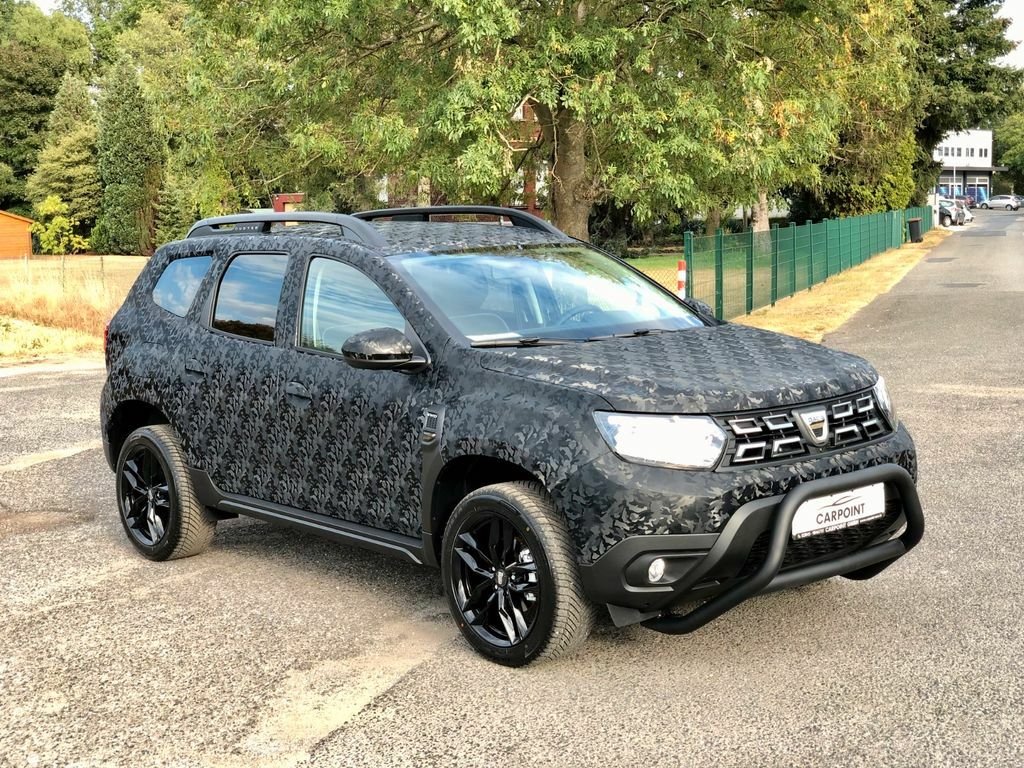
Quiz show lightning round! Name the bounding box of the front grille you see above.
[715,389,891,468]
[737,496,902,579]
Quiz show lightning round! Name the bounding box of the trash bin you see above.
[907,217,923,243]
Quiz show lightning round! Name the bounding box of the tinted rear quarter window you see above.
[212,253,289,342]
[152,256,212,317]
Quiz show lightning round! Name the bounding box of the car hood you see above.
[478,324,878,414]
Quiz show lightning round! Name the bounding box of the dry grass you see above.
[735,228,950,342]
[0,255,145,361]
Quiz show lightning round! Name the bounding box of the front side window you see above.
[393,245,702,343]
[152,255,211,317]
[212,252,289,341]
[300,258,406,354]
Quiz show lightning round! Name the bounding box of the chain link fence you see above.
[635,206,933,320]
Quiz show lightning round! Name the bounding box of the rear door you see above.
[276,251,434,536]
[188,245,294,502]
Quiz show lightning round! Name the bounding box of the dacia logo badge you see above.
[795,406,829,446]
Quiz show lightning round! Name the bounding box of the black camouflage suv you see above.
[101,206,924,666]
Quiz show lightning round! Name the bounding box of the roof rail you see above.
[353,206,566,237]
[185,212,387,248]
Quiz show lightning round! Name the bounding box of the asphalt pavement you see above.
[1,211,1022,767]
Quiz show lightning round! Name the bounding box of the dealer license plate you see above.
[791,483,886,540]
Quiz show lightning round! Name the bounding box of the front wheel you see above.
[941,214,952,227]
[1007,205,1014,211]
[441,481,594,666]
[981,203,989,209]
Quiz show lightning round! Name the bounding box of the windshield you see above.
[393,245,703,343]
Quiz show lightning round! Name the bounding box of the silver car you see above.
[980,195,1020,211]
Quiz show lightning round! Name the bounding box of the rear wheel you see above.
[116,424,216,561]
[941,214,952,227]
[441,481,594,666]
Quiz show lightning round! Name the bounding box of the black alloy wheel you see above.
[116,424,217,561]
[451,514,540,648]
[441,481,594,666]
[120,445,172,547]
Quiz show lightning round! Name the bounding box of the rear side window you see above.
[300,258,406,354]
[152,256,212,317]
[212,253,289,342]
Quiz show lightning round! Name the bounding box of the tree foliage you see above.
[0,2,90,212]
[93,58,163,255]
[30,195,90,254]
[26,74,101,233]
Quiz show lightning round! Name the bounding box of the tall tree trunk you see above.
[704,207,723,235]
[550,108,591,241]
[752,189,771,232]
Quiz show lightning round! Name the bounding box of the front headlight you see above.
[594,412,726,470]
[873,376,898,428]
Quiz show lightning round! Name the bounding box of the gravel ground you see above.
[0,211,1021,767]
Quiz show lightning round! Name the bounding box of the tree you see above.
[189,0,893,239]
[26,74,100,234]
[154,170,195,245]
[909,0,1022,201]
[26,126,101,234]
[30,195,90,255]
[0,2,90,212]
[45,72,95,138]
[995,113,1024,192]
[93,58,162,255]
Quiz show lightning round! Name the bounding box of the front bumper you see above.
[579,463,924,633]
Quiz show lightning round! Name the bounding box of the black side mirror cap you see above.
[681,298,723,325]
[341,327,428,372]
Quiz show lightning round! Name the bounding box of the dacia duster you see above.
[101,206,924,666]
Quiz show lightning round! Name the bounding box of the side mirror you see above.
[341,327,427,371]
[681,298,723,325]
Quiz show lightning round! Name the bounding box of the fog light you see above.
[647,558,666,583]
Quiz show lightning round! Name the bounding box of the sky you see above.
[25,0,1024,67]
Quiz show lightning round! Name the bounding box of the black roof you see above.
[184,206,572,254]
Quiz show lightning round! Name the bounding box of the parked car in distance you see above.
[954,194,975,209]
[938,200,964,226]
[100,206,925,666]
[980,195,1020,211]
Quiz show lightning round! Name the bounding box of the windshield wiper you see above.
[585,328,667,342]
[470,337,580,348]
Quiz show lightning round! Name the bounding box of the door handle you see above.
[185,358,206,376]
[285,381,311,400]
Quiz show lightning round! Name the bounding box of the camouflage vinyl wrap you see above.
[103,230,917,566]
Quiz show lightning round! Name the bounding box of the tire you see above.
[981,203,989,209]
[441,481,594,666]
[941,214,952,227]
[1007,205,1013,211]
[116,424,216,561]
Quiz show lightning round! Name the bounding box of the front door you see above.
[277,254,432,537]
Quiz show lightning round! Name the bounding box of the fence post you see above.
[837,218,844,273]
[806,220,814,289]
[714,228,724,320]
[824,219,831,281]
[789,222,797,297]
[745,228,754,314]
[683,231,693,299]
[770,223,779,306]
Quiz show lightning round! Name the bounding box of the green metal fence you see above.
[639,206,933,320]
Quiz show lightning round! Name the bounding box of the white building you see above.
[932,129,1003,202]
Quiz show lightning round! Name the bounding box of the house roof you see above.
[0,210,33,224]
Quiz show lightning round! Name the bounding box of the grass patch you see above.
[735,228,950,342]
[0,255,145,361]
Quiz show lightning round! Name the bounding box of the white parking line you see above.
[0,441,103,473]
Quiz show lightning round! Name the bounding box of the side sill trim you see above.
[189,468,425,565]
